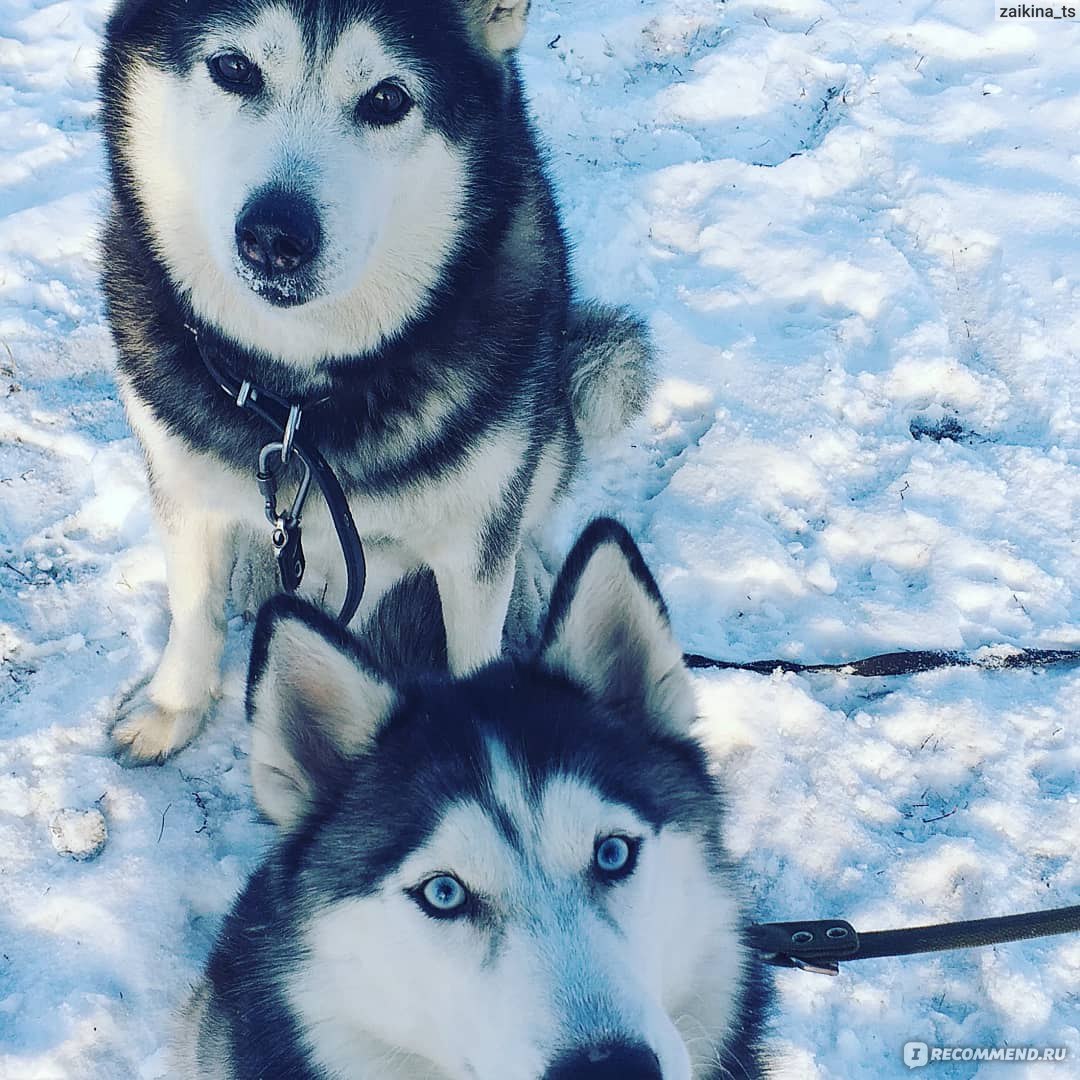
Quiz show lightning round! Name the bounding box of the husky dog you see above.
[98,0,654,764]
[173,520,770,1079]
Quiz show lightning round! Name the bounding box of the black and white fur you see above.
[98,0,654,763]
[174,519,771,1079]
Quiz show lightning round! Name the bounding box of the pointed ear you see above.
[246,597,397,830]
[104,0,155,38]
[539,519,696,733]
[464,0,531,56]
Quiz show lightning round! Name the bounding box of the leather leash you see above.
[188,326,366,625]
[748,905,1080,976]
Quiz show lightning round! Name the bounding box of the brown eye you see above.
[208,53,262,94]
[357,81,413,125]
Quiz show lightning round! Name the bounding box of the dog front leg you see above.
[430,554,517,676]
[111,507,233,765]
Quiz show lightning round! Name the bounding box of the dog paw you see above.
[110,687,207,766]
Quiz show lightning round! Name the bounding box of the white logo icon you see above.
[904,1042,930,1069]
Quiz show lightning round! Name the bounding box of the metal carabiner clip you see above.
[257,441,312,527]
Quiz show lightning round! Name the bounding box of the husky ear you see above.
[246,598,397,830]
[464,0,531,56]
[105,0,152,36]
[539,520,696,734]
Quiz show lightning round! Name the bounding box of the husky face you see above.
[235,521,762,1080]
[288,761,743,1080]
[102,0,528,361]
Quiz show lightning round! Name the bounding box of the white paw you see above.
[110,684,208,766]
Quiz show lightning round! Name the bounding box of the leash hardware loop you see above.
[257,443,286,526]
[257,442,312,529]
[747,919,859,976]
[790,957,840,977]
[281,404,302,465]
[270,514,306,594]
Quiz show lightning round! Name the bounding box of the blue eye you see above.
[594,835,639,882]
[416,874,469,918]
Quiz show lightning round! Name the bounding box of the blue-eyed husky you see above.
[174,520,771,1078]
[99,0,653,764]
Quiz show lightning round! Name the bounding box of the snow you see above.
[48,807,108,861]
[2,0,1080,1076]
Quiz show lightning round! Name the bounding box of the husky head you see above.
[244,520,763,1080]
[101,0,532,362]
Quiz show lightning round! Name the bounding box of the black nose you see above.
[235,190,320,276]
[543,1043,662,1080]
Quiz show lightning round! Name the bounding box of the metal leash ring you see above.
[280,404,302,466]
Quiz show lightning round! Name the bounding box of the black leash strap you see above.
[191,330,365,625]
[685,647,1080,678]
[723,650,1080,975]
[749,905,1080,975]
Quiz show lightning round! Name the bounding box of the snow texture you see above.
[48,808,107,861]
[2,1,1080,1077]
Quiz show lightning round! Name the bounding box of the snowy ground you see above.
[2,0,1080,1076]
